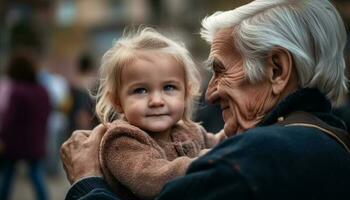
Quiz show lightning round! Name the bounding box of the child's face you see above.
[115,53,186,134]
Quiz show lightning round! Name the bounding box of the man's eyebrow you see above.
[203,57,214,71]
[204,57,226,73]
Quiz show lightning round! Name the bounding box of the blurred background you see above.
[0,0,349,199]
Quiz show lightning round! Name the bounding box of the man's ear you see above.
[108,92,123,113]
[266,48,293,96]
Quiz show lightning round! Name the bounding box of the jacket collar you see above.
[259,88,332,126]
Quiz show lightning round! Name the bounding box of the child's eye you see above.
[133,88,147,94]
[164,85,176,91]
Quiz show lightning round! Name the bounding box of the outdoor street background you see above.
[0,0,349,199]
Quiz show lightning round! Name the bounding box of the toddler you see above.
[95,28,226,200]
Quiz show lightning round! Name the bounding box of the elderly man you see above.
[61,0,350,199]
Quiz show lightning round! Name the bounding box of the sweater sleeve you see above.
[99,121,195,200]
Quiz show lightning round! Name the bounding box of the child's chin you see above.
[147,125,170,133]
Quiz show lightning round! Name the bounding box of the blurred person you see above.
[38,58,70,176]
[0,76,11,144]
[9,17,69,177]
[93,28,226,199]
[61,0,350,199]
[0,49,51,200]
[66,53,99,141]
[0,73,11,169]
[334,33,350,130]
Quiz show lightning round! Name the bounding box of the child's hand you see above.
[215,129,228,141]
[104,122,112,129]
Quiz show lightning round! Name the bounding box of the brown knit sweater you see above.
[99,120,226,200]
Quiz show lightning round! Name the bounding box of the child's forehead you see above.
[128,54,181,72]
[128,50,184,69]
[135,50,176,60]
[118,53,185,84]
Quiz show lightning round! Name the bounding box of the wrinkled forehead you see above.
[208,27,243,71]
[210,28,237,56]
[210,28,235,54]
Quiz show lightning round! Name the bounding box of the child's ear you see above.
[108,92,123,113]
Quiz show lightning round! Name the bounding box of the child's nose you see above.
[148,92,165,107]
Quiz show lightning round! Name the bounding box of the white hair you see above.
[201,0,348,105]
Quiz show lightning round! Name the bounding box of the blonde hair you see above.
[95,27,201,125]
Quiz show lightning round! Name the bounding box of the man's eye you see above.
[164,85,176,91]
[133,88,147,94]
[212,60,226,74]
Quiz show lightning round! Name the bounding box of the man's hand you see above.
[60,124,106,184]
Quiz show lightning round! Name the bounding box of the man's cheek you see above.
[222,108,231,122]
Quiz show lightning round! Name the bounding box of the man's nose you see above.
[205,77,220,104]
[148,92,165,107]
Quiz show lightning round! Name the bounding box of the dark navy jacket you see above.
[66,88,350,200]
